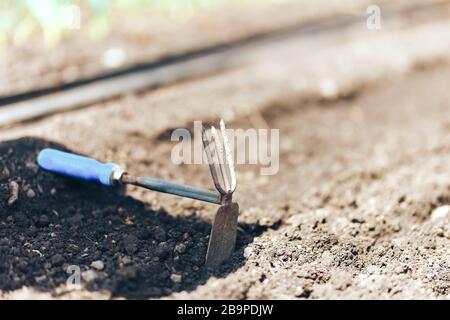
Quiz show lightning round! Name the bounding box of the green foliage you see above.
[0,0,288,47]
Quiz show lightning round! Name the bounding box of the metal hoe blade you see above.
[206,202,239,268]
[202,120,238,268]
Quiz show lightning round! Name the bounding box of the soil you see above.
[1,64,449,299]
[0,6,450,299]
[0,138,266,299]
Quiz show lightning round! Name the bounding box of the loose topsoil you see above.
[0,138,265,299]
[1,64,449,299]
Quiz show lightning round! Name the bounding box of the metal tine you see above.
[220,119,237,193]
[201,126,227,195]
[211,126,231,192]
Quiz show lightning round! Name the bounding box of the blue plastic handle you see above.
[37,148,119,186]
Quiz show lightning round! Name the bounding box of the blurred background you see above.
[0,0,370,97]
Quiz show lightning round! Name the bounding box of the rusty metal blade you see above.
[205,202,239,268]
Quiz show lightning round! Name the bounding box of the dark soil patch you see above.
[0,137,263,299]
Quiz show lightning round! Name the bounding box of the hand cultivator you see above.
[37,120,238,267]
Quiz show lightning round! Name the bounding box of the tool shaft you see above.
[37,149,222,205]
[121,175,221,205]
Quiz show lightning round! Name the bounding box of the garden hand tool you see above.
[37,120,238,267]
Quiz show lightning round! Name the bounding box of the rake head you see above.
[201,119,237,204]
[201,120,239,268]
